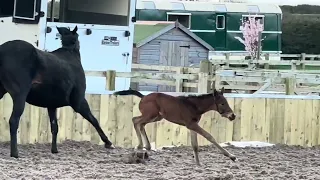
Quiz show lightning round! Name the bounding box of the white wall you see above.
[0,17,39,46]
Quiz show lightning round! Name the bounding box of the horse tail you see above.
[113,89,144,98]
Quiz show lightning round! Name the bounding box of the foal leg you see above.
[190,130,200,166]
[72,98,113,148]
[187,123,236,161]
[140,116,162,150]
[140,123,150,150]
[132,116,144,150]
[48,108,58,153]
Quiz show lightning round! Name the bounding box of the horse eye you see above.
[220,103,224,106]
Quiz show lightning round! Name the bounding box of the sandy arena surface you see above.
[0,140,320,179]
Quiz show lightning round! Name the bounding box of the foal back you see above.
[139,93,200,126]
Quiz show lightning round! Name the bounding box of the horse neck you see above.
[187,95,216,114]
[61,39,80,52]
[51,47,81,63]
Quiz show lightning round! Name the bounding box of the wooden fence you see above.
[85,61,320,95]
[0,93,319,148]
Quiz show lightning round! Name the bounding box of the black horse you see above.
[0,26,113,158]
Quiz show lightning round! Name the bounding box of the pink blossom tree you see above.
[235,15,265,60]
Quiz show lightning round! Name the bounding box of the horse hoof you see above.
[51,149,59,154]
[10,153,19,158]
[144,146,151,151]
[105,143,115,149]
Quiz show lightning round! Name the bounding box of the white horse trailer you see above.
[0,0,137,92]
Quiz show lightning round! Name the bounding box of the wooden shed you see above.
[131,20,214,92]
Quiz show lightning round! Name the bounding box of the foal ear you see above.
[72,26,78,34]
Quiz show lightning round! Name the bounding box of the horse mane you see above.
[179,93,213,100]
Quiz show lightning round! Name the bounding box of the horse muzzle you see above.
[226,113,236,121]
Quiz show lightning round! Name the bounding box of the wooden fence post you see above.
[198,60,212,93]
[106,70,116,90]
[225,53,230,68]
[285,77,296,95]
[301,53,306,70]
[198,73,209,93]
[176,67,183,92]
[291,61,297,70]
[264,53,270,69]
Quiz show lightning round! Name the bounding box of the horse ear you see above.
[221,87,225,94]
[56,26,63,35]
[72,26,78,34]
[213,89,218,96]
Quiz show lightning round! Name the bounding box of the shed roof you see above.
[136,0,282,14]
[134,21,214,50]
[134,23,170,44]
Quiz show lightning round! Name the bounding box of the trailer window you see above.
[47,0,130,26]
[242,15,264,27]
[216,15,225,29]
[167,12,191,29]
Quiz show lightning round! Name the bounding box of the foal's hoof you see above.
[230,156,237,162]
[134,145,143,150]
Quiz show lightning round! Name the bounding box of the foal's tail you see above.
[113,89,144,98]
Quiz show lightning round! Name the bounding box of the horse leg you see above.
[8,94,28,158]
[72,98,113,148]
[140,116,162,150]
[0,68,31,158]
[132,116,144,150]
[190,130,200,166]
[187,122,237,161]
[48,108,58,153]
[0,84,7,99]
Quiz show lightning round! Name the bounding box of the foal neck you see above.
[185,93,216,114]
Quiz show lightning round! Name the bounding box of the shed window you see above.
[142,1,156,9]
[167,12,191,29]
[247,5,260,13]
[216,15,225,29]
[214,4,227,12]
[171,2,185,10]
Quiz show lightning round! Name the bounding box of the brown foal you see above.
[113,88,237,165]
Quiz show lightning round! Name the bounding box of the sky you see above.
[247,0,320,5]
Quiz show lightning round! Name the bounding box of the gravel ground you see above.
[0,140,319,180]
